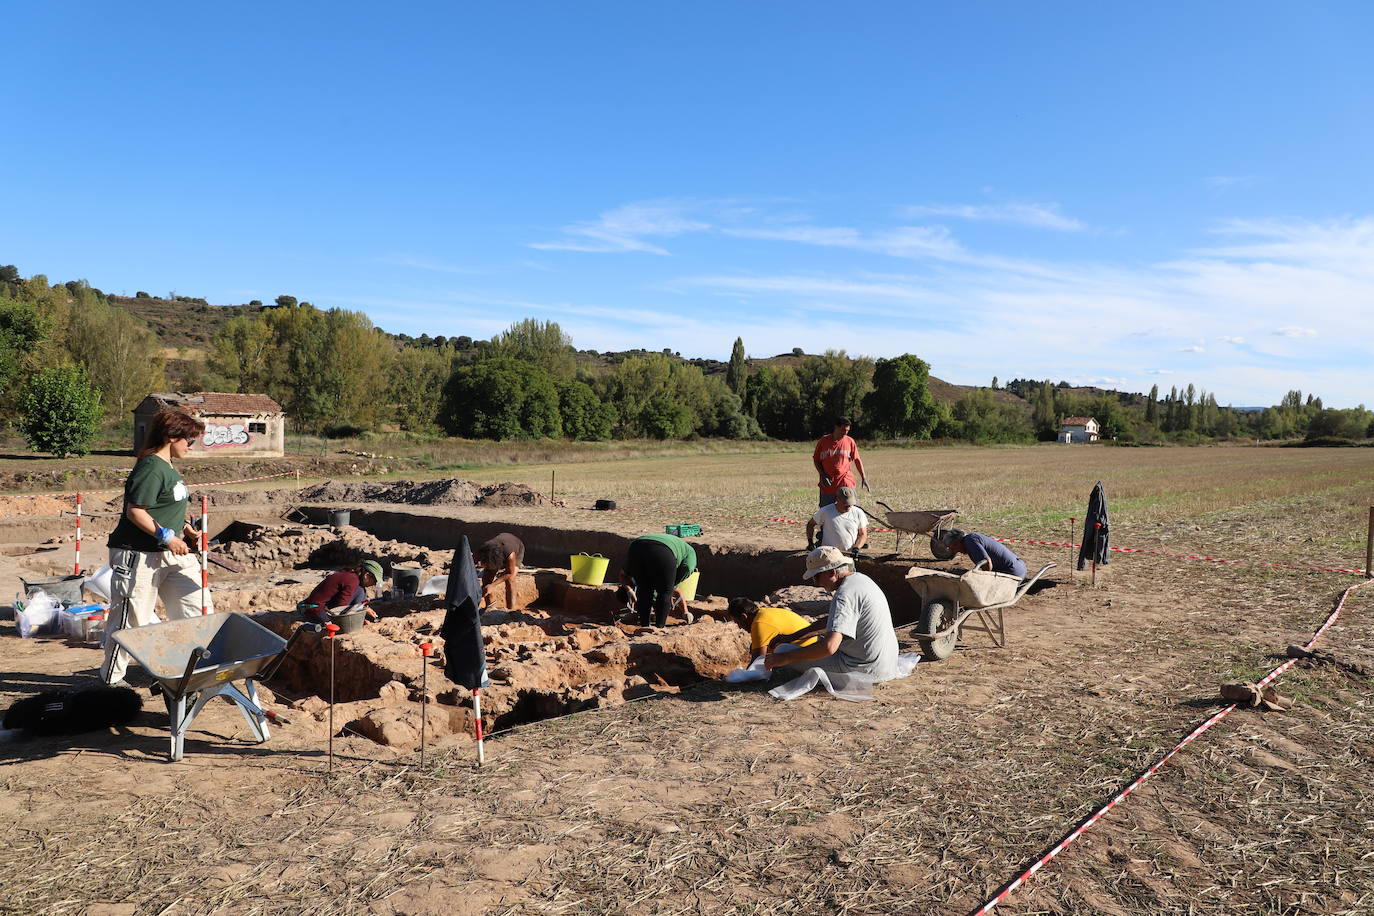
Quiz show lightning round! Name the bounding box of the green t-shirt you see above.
[636,533,698,584]
[108,455,190,551]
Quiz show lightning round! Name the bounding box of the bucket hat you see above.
[803,545,849,580]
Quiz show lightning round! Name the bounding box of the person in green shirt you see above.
[617,533,697,627]
[102,409,212,686]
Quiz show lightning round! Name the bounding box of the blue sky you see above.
[4,2,1372,407]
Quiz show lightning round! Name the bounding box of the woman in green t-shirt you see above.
[102,409,211,686]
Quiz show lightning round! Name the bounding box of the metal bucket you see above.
[392,566,422,596]
[329,605,367,634]
[329,509,351,527]
[21,574,86,606]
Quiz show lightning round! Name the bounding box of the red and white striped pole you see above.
[199,495,209,615]
[473,688,485,767]
[74,492,82,575]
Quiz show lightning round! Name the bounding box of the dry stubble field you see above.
[2,443,1373,916]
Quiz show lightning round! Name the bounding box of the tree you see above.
[0,265,19,284]
[990,376,999,390]
[274,295,298,308]
[862,354,939,438]
[794,350,874,434]
[725,337,748,399]
[1145,384,1159,424]
[19,365,102,457]
[748,365,806,439]
[65,296,165,419]
[600,353,713,438]
[557,380,616,440]
[0,297,52,410]
[945,388,1033,443]
[487,319,576,379]
[439,358,562,439]
[388,345,453,433]
[210,314,273,394]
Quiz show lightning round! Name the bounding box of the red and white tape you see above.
[23,470,304,500]
[971,577,1372,914]
[997,536,1368,577]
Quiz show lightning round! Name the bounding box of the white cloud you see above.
[1218,335,1245,344]
[1145,369,1175,375]
[1274,326,1318,338]
[1179,345,1206,353]
[528,201,710,254]
[902,202,1085,232]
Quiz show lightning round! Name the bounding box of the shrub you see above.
[18,365,102,457]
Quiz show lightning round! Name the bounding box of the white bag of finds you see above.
[17,590,62,638]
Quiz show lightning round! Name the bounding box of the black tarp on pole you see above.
[1077,481,1110,570]
[441,535,489,689]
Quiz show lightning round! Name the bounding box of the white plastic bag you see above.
[419,575,448,597]
[17,590,61,638]
[84,564,114,601]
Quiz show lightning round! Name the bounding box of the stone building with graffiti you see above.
[132,392,286,458]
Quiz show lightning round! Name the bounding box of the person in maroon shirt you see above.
[812,416,868,508]
[299,560,383,622]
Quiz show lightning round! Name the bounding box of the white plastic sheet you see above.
[84,564,114,601]
[725,655,769,683]
[769,652,921,702]
[419,575,448,597]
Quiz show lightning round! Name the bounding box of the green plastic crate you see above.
[665,523,702,538]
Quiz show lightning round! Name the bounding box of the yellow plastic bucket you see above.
[570,553,610,586]
[677,570,701,602]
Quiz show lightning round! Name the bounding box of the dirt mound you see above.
[764,585,831,616]
[476,482,547,507]
[296,478,482,506]
[0,494,77,517]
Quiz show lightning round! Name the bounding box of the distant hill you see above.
[110,295,269,350]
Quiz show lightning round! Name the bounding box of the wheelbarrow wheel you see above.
[917,599,959,660]
[929,535,956,561]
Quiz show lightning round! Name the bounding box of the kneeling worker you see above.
[476,532,525,609]
[619,532,697,627]
[763,546,898,680]
[937,529,1026,578]
[726,597,818,660]
[807,486,868,554]
[299,559,383,623]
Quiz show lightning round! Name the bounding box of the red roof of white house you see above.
[144,392,284,415]
[1061,416,1097,426]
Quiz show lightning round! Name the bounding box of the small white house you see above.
[133,392,286,457]
[1060,416,1100,443]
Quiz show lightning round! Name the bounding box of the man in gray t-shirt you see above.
[762,546,899,681]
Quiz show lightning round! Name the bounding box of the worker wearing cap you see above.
[299,559,383,623]
[807,486,869,554]
[812,416,868,508]
[762,546,897,680]
[937,529,1026,578]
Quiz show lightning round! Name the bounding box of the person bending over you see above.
[300,559,383,623]
[936,529,1026,578]
[807,486,868,554]
[619,533,697,627]
[726,597,818,660]
[476,532,524,609]
[763,546,898,680]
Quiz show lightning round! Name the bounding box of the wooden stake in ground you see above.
[1067,517,1075,591]
[551,469,556,502]
[325,622,340,775]
[419,641,432,767]
[74,492,82,575]
[1366,506,1372,579]
[473,688,485,767]
[1091,521,1101,587]
[199,495,209,615]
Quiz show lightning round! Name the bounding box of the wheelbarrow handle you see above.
[174,646,208,700]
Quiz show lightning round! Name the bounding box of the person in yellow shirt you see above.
[726,598,818,659]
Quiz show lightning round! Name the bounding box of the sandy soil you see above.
[2,466,1373,914]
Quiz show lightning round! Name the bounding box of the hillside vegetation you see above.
[1,265,1370,449]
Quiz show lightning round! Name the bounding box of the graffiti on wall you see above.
[201,423,251,448]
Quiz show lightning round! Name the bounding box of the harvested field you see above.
[2,444,1373,915]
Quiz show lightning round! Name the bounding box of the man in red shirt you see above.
[813,416,868,507]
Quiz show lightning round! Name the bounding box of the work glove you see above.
[806,535,816,551]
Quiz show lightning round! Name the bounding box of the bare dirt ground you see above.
[2,445,1373,915]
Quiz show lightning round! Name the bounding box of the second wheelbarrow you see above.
[113,612,308,761]
[904,563,1056,660]
[869,502,961,559]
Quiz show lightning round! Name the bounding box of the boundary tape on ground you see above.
[16,470,305,500]
[970,577,1372,915]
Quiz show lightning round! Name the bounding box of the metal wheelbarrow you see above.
[904,563,1056,660]
[870,502,961,559]
[112,613,307,761]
